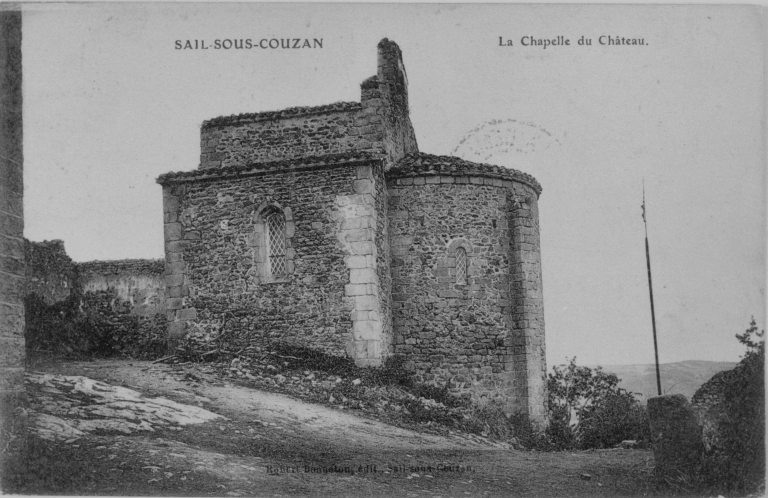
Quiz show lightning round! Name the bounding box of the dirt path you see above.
[6,358,661,497]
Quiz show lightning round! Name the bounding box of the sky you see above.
[20,3,765,367]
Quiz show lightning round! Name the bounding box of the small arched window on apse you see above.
[455,247,468,285]
[265,210,287,276]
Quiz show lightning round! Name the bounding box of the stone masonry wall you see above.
[0,10,25,443]
[23,241,166,321]
[198,40,417,172]
[160,155,390,366]
[22,241,167,357]
[199,104,380,170]
[76,259,167,357]
[386,155,546,425]
[79,259,166,317]
[373,39,419,168]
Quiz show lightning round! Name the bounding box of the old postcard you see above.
[1,3,765,496]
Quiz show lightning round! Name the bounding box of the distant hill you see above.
[589,360,738,402]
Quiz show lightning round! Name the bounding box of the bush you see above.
[24,292,167,360]
[24,294,110,356]
[545,402,577,450]
[546,357,650,450]
[697,318,764,494]
[579,392,650,449]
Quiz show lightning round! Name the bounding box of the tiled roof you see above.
[201,102,363,130]
[387,153,542,194]
[156,152,381,185]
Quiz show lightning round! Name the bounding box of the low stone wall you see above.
[77,259,167,357]
[24,240,166,358]
[79,259,166,316]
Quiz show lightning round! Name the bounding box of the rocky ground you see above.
[3,357,663,497]
[160,352,518,446]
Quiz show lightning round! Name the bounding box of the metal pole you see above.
[643,182,662,396]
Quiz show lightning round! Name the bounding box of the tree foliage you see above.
[546,357,650,450]
[735,316,764,358]
[698,317,765,494]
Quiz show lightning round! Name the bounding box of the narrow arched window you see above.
[455,247,467,285]
[266,211,286,276]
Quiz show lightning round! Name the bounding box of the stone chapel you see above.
[157,39,547,423]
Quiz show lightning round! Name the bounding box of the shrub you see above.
[24,294,110,356]
[546,357,649,450]
[545,402,577,450]
[697,318,764,494]
[578,391,650,449]
[24,292,166,360]
[508,411,553,450]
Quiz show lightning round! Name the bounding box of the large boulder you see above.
[647,394,704,478]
